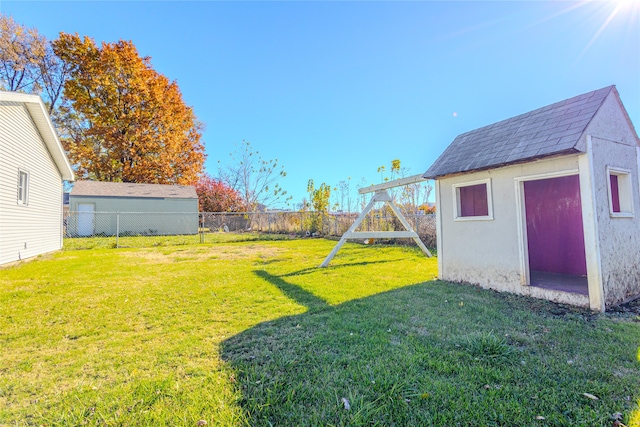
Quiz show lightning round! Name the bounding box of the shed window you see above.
[17,170,29,205]
[453,179,493,220]
[607,167,633,217]
[610,174,620,212]
[459,184,488,216]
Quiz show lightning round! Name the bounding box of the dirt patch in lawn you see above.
[131,245,286,263]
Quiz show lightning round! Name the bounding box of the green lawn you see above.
[1,237,639,426]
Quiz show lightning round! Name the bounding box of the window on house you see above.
[607,167,633,217]
[453,179,493,220]
[17,170,29,205]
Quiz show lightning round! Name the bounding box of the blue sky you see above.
[3,1,639,208]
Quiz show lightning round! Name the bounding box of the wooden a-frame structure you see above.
[320,174,432,267]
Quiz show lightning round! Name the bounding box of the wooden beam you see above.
[345,231,421,239]
[358,174,427,194]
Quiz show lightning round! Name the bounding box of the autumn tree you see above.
[196,174,243,212]
[38,41,71,117]
[0,15,69,115]
[52,33,205,185]
[219,140,290,211]
[0,15,45,92]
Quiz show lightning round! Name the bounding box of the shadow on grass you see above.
[221,273,640,427]
[279,258,400,278]
[254,270,329,313]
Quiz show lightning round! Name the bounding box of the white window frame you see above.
[452,178,493,221]
[17,169,29,206]
[606,166,634,218]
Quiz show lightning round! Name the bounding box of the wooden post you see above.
[320,194,379,267]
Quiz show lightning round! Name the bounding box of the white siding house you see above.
[424,86,640,311]
[0,91,74,265]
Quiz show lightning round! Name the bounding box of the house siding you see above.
[0,101,63,265]
[585,92,640,306]
[67,196,199,236]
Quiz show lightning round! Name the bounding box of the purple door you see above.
[524,175,587,276]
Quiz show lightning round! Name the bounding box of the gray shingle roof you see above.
[423,86,615,179]
[70,181,197,199]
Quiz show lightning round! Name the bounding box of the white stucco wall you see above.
[435,90,640,309]
[0,102,64,265]
[436,154,591,307]
[585,92,640,306]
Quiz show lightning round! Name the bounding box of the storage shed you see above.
[424,86,640,311]
[68,181,199,237]
[0,91,74,265]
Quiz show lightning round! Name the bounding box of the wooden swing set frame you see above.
[320,174,432,267]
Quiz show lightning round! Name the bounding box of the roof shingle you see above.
[423,86,614,179]
[70,181,197,199]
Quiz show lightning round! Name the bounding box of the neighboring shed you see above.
[424,86,640,311]
[0,91,74,265]
[68,181,199,237]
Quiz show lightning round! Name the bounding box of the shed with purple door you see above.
[423,86,640,311]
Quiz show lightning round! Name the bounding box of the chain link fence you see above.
[201,211,436,247]
[64,211,436,249]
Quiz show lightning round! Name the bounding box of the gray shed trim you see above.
[71,181,197,199]
[423,86,616,179]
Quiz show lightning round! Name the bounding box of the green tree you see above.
[305,179,331,233]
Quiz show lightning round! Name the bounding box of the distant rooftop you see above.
[70,181,197,199]
[423,86,616,179]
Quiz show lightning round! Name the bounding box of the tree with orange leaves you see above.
[52,33,205,185]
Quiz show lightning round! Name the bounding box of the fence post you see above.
[200,213,204,243]
[116,212,119,248]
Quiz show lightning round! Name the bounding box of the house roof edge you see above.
[0,91,75,181]
[423,149,583,180]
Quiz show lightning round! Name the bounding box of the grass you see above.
[1,237,639,426]
[62,231,293,250]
